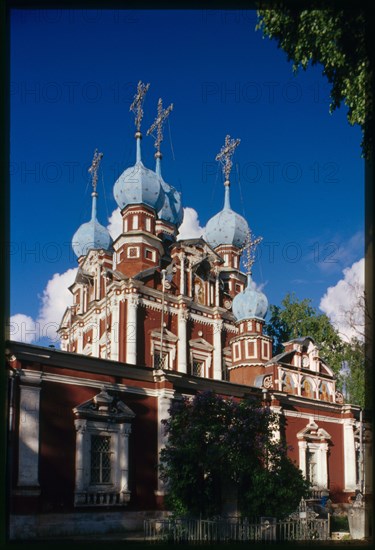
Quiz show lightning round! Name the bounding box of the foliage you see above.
[266,292,365,407]
[330,514,349,532]
[341,338,365,408]
[256,7,372,157]
[160,391,310,519]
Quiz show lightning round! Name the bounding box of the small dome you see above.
[158,178,183,226]
[72,194,112,258]
[232,274,268,321]
[155,158,183,227]
[114,160,165,212]
[113,136,165,212]
[204,185,248,248]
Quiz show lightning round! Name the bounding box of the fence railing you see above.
[144,515,330,542]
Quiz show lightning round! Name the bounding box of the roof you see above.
[265,350,294,366]
[283,336,317,346]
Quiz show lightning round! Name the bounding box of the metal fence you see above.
[144,515,330,542]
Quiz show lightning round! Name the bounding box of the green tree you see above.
[341,338,365,408]
[256,8,372,157]
[160,391,310,519]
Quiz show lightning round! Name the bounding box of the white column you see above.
[74,419,87,502]
[177,309,188,373]
[111,297,120,361]
[155,389,174,496]
[343,418,357,491]
[179,253,185,295]
[119,423,132,502]
[213,319,223,380]
[17,371,42,491]
[318,442,329,489]
[215,274,220,307]
[76,327,83,353]
[126,294,138,364]
[298,440,307,478]
[92,311,100,357]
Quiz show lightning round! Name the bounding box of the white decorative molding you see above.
[155,388,175,496]
[73,389,135,507]
[297,418,331,490]
[343,417,357,491]
[38,372,160,397]
[126,294,138,364]
[17,372,43,490]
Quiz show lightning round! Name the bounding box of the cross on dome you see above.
[241,228,263,276]
[215,134,241,183]
[88,149,103,193]
[146,98,173,157]
[130,81,150,133]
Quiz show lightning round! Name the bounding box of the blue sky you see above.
[10,9,364,345]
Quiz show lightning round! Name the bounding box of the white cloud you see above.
[8,313,38,344]
[177,207,205,240]
[38,268,78,326]
[107,207,122,240]
[10,267,78,345]
[319,258,365,342]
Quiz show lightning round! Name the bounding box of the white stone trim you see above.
[73,418,132,506]
[343,418,357,491]
[126,294,138,364]
[177,310,188,374]
[40,372,159,397]
[17,372,42,490]
[155,388,175,496]
[213,319,223,380]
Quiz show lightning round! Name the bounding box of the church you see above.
[6,82,370,539]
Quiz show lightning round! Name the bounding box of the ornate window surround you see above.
[73,388,135,507]
[151,328,178,370]
[189,337,213,378]
[297,418,331,493]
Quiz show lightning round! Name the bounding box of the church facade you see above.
[6,82,370,539]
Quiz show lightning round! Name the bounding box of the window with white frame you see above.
[192,359,204,377]
[153,351,169,369]
[151,329,177,371]
[189,338,213,379]
[73,388,135,507]
[145,248,156,262]
[297,419,331,491]
[127,246,140,258]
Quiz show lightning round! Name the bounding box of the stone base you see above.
[348,506,371,540]
[9,510,168,540]
[331,531,351,540]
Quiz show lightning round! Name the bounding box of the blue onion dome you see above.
[232,274,268,321]
[156,156,184,227]
[113,132,165,212]
[72,191,113,258]
[204,183,249,248]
